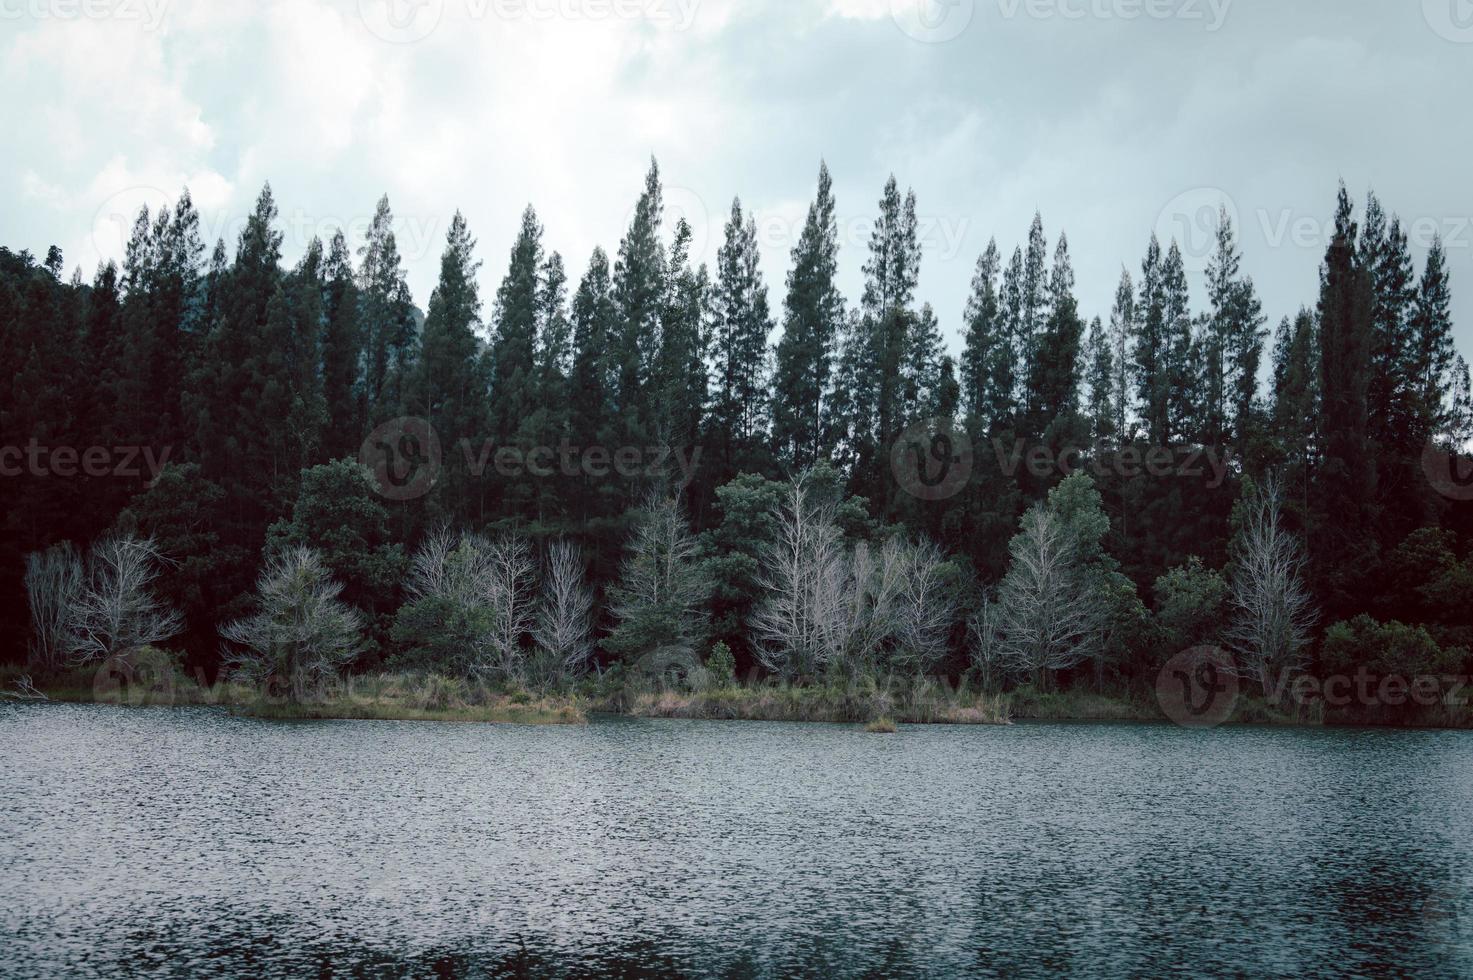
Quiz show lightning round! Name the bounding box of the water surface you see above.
[2,704,1470,977]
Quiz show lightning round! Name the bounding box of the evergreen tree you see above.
[1314,183,1377,618]
[961,239,1007,432]
[612,159,667,445]
[709,198,773,479]
[1023,233,1085,441]
[1018,213,1050,420]
[490,206,546,518]
[1084,316,1114,442]
[1133,236,1169,445]
[357,195,417,424]
[1160,242,1197,443]
[772,163,844,469]
[408,212,487,524]
[1409,235,1457,447]
[568,248,619,519]
[844,176,921,505]
[321,230,363,460]
[1204,206,1265,449]
[655,220,708,460]
[1108,268,1134,442]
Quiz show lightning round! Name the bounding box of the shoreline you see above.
[6,667,1470,731]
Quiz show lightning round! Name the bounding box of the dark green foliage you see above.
[0,174,1469,718]
[772,163,844,469]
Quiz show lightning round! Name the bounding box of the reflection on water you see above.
[1,704,1470,978]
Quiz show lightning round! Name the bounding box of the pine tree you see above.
[321,230,363,460]
[843,175,922,503]
[904,302,945,421]
[357,195,417,425]
[612,159,667,445]
[1108,268,1134,442]
[197,184,285,520]
[1084,316,1114,442]
[283,238,328,477]
[490,205,545,518]
[709,198,774,478]
[961,239,1007,432]
[568,248,618,519]
[772,162,844,469]
[1271,308,1318,461]
[1023,233,1085,441]
[1133,235,1169,445]
[1018,213,1050,417]
[1409,235,1457,447]
[569,248,616,445]
[1314,183,1376,618]
[1204,207,1265,449]
[408,211,487,524]
[655,220,708,459]
[1160,241,1197,443]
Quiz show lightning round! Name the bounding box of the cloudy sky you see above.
[4,0,1472,358]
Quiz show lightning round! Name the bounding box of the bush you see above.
[707,642,736,684]
[1321,615,1460,680]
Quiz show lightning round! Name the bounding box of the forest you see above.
[3,160,1471,724]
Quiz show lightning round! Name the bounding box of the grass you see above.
[9,660,1468,731]
[2,663,585,726]
[865,716,898,733]
[616,678,1011,727]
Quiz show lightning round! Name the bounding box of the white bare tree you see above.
[967,592,1003,693]
[405,527,492,608]
[221,547,363,697]
[402,529,539,680]
[24,542,83,671]
[751,479,851,678]
[753,477,960,680]
[532,540,595,688]
[1225,474,1317,697]
[995,506,1106,687]
[478,534,538,682]
[66,535,183,664]
[889,539,960,676]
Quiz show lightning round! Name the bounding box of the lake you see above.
[2,704,1470,977]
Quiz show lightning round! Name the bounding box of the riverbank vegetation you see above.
[4,165,1472,730]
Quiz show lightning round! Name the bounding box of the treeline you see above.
[2,161,1471,710]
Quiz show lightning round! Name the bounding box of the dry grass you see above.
[622,680,1011,727]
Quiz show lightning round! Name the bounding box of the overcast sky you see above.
[4,0,1472,360]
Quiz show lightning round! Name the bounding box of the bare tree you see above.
[66,535,183,664]
[1225,474,1316,697]
[967,592,1003,693]
[24,542,83,671]
[995,506,1105,687]
[532,540,595,688]
[890,539,960,676]
[477,534,538,682]
[221,547,364,697]
[753,478,960,680]
[751,479,851,678]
